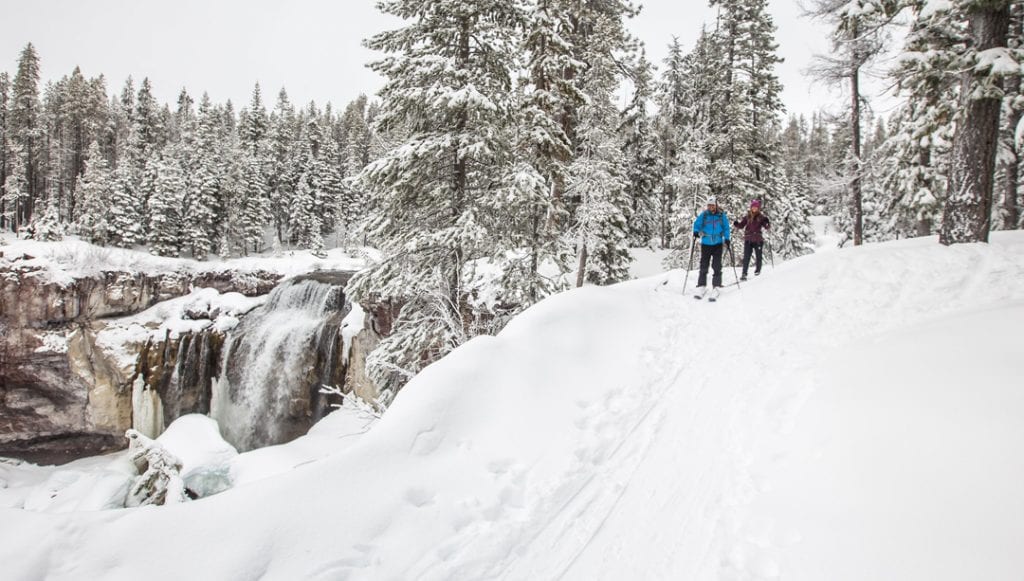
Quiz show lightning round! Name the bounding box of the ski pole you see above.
[727,240,741,289]
[681,237,697,294]
[768,237,775,270]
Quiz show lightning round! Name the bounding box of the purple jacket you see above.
[734,212,770,243]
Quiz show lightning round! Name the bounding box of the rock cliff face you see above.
[1,254,380,463]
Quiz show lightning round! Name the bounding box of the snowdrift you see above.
[2,233,1023,580]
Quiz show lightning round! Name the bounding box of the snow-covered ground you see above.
[2,233,1023,580]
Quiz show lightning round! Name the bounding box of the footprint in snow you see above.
[410,428,444,456]
[404,487,436,508]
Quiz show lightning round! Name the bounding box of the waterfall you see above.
[211,272,351,451]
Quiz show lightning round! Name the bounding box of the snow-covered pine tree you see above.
[268,89,297,245]
[10,43,42,230]
[316,133,345,241]
[289,168,320,250]
[111,77,134,161]
[335,96,373,244]
[238,83,269,159]
[127,78,165,174]
[43,66,109,224]
[481,0,584,308]
[2,145,29,234]
[106,161,145,247]
[651,39,684,250]
[117,77,166,233]
[148,150,185,257]
[570,45,632,287]
[771,172,818,258]
[568,133,631,285]
[619,51,660,247]
[237,151,269,254]
[351,0,527,393]
[74,141,113,244]
[0,72,9,231]
[183,94,224,259]
[882,2,958,238]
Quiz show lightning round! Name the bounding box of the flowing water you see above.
[211,272,352,451]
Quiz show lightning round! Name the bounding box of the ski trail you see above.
[504,237,1024,580]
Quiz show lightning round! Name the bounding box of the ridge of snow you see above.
[0,234,377,286]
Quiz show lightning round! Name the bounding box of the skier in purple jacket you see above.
[733,199,770,281]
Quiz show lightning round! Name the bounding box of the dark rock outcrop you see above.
[0,258,284,464]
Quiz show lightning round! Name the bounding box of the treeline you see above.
[0,44,377,258]
[806,0,1023,245]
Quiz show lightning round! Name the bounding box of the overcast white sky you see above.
[0,0,896,119]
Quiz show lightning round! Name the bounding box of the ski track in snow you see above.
[491,236,1024,580]
[2,234,1023,580]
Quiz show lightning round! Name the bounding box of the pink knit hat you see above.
[750,199,762,209]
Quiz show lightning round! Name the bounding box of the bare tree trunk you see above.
[850,20,864,246]
[450,17,471,325]
[575,239,588,288]
[1001,3,1023,229]
[940,2,1012,245]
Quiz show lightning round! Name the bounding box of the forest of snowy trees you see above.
[1,0,1021,392]
[0,47,376,258]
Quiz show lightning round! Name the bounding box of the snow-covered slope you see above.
[2,234,1023,581]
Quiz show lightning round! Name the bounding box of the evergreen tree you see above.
[571,42,632,286]
[127,78,165,172]
[2,145,29,234]
[497,0,586,304]
[771,174,817,258]
[237,152,269,254]
[653,38,687,249]
[184,94,224,259]
[10,43,42,229]
[238,83,269,158]
[351,0,527,392]
[28,196,63,241]
[316,133,345,237]
[74,141,113,244]
[620,51,660,247]
[107,161,145,247]
[267,89,297,244]
[148,151,185,257]
[120,77,165,226]
[0,72,10,230]
[112,77,135,159]
[569,130,631,285]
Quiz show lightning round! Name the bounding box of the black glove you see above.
[693,233,701,240]
[725,239,731,245]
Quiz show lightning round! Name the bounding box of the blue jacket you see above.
[693,209,731,246]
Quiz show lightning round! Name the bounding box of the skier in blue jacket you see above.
[692,196,731,297]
